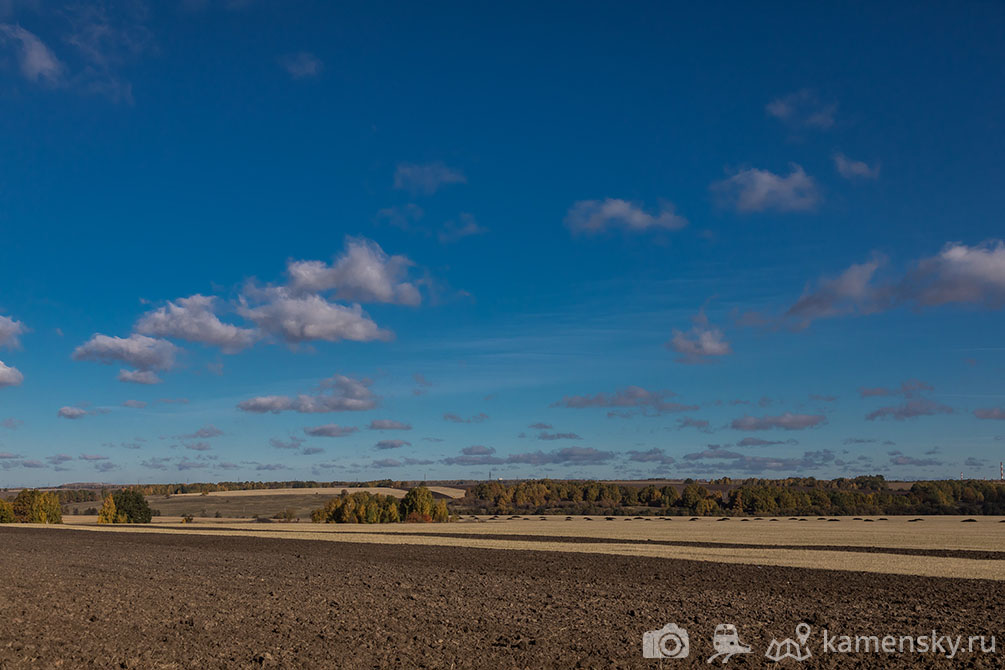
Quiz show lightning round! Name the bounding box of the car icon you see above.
[707,624,753,664]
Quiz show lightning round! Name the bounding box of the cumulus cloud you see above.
[442,445,502,466]
[785,255,885,327]
[565,198,687,235]
[135,294,257,353]
[117,369,162,385]
[238,289,391,345]
[898,240,1005,308]
[974,407,1005,420]
[729,413,826,431]
[667,309,731,363]
[552,386,697,416]
[238,374,378,414]
[374,439,410,450]
[57,406,90,420]
[304,424,358,437]
[677,417,711,432]
[0,24,64,85]
[443,412,489,423]
[0,315,27,348]
[394,162,466,195]
[528,422,552,430]
[765,89,836,129]
[285,237,421,306]
[711,164,819,213]
[73,333,178,372]
[866,398,953,421]
[184,441,212,451]
[780,241,1005,329]
[279,51,322,78]
[0,360,23,387]
[834,153,879,179]
[1,418,22,429]
[369,419,411,430]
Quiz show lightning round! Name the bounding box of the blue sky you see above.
[1,1,1004,486]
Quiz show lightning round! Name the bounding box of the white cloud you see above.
[279,51,322,79]
[73,333,179,371]
[785,255,885,327]
[900,240,1005,308]
[135,294,257,353]
[57,406,89,420]
[667,309,731,363]
[834,153,879,179]
[394,162,466,195]
[730,413,827,431]
[238,289,391,345]
[238,374,378,414]
[0,360,23,387]
[711,164,819,213]
[0,315,27,348]
[117,369,162,385]
[766,89,836,129]
[565,198,687,234]
[286,237,421,305]
[0,23,64,85]
[304,424,358,437]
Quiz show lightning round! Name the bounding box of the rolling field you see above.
[55,514,1005,580]
[0,523,1001,669]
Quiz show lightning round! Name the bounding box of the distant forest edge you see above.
[3,476,1005,517]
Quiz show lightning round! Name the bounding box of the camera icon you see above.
[642,623,690,659]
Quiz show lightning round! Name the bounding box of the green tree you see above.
[400,486,435,522]
[111,489,152,523]
[0,499,14,523]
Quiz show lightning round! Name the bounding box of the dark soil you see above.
[0,527,1000,669]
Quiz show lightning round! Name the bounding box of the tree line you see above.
[0,490,63,523]
[456,477,1005,516]
[311,487,450,524]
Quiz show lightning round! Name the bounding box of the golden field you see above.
[51,514,1005,581]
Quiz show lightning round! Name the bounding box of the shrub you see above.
[0,500,14,523]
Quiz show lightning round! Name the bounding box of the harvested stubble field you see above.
[1,517,1001,669]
